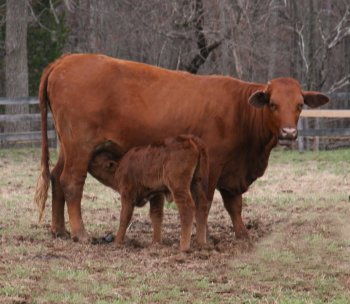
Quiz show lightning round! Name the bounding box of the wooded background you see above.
[0,0,350,149]
[1,0,350,97]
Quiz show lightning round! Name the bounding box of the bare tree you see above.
[185,0,222,74]
[267,0,285,79]
[295,1,350,91]
[4,0,29,136]
[5,0,28,98]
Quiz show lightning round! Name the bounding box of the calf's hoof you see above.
[234,227,249,240]
[179,243,192,252]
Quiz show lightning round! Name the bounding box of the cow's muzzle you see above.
[278,127,298,144]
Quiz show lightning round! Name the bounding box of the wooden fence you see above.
[0,97,56,147]
[0,93,349,149]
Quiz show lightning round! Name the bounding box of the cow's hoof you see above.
[151,238,162,245]
[180,246,192,253]
[51,228,70,239]
[196,242,212,251]
[113,241,124,248]
[71,232,90,243]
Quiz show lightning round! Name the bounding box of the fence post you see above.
[298,119,304,152]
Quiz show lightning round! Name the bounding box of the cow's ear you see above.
[303,91,329,108]
[249,91,269,108]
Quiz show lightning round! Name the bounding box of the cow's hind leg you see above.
[149,194,164,244]
[172,190,195,252]
[115,194,134,244]
[220,190,249,239]
[51,150,69,238]
[59,150,91,242]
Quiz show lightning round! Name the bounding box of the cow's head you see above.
[248,77,329,144]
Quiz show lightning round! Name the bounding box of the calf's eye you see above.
[297,103,304,111]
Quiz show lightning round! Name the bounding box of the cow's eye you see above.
[297,103,304,111]
[269,102,277,111]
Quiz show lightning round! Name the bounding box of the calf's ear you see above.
[303,91,329,108]
[104,160,118,172]
[248,91,269,108]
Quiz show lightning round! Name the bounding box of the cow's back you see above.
[47,54,240,154]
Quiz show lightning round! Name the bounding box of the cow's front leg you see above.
[149,194,164,244]
[220,190,249,239]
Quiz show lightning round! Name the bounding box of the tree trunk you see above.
[5,0,29,136]
[218,0,231,76]
[267,0,283,80]
[185,0,221,74]
[5,0,28,99]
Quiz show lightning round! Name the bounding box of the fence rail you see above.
[0,94,349,148]
[0,131,56,142]
[300,109,350,118]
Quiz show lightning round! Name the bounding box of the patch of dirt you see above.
[80,200,274,275]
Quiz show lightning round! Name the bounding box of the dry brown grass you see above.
[0,147,349,303]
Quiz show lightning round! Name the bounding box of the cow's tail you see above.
[191,137,209,198]
[34,62,55,223]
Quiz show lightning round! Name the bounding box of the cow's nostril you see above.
[281,128,298,139]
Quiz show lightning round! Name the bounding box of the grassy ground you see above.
[0,147,349,304]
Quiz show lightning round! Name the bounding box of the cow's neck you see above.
[235,81,278,181]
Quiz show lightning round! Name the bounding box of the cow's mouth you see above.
[278,138,296,146]
[278,128,298,145]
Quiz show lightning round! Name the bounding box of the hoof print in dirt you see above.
[91,233,115,245]
[125,238,145,249]
[172,253,188,264]
[246,219,259,230]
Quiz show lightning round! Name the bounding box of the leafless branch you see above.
[327,5,350,49]
[49,0,60,24]
[63,0,76,12]
[185,0,222,74]
[295,24,309,74]
[27,2,55,33]
[329,74,350,93]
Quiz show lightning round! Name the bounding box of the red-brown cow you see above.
[34,54,329,242]
[89,135,209,251]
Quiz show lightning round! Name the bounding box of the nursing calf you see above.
[89,135,209,251]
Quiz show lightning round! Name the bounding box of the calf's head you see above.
[88,152,119,190]
[248,77,329,144]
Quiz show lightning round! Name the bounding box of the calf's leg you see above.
[220,190,249,239]
[173,190,195,252]
[192,185,209,247]
[115,194,134,244]
[149,194,164,244]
